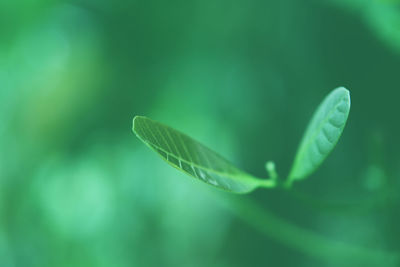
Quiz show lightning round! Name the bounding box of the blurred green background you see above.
[1,0,400,266]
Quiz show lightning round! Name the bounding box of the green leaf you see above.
[132,116,275,193]
[286,87,351,186]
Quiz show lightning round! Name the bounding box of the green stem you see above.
[258,178,277,188]
[284,178,293,189]
[211,192,399,265]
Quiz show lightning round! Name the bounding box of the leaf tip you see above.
[335,86,349,93]
[335,86,351,104]
[132,115,145,134]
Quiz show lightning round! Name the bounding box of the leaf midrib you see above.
[134,126,262,184]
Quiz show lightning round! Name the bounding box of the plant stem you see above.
[210,192,399,265]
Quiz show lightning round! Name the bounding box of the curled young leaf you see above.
[286,87,351,186]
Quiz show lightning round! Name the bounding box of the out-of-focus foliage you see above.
[1,0,400,266]
[327,0,400,53]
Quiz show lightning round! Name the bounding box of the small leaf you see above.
[132,116,275,193]
[286,87,351,186]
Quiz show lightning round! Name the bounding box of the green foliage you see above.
[286,87,351,186]
[328,0,400,54]
[133,87,351,192]
[133,116,275,193]
[3,0,400,266]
